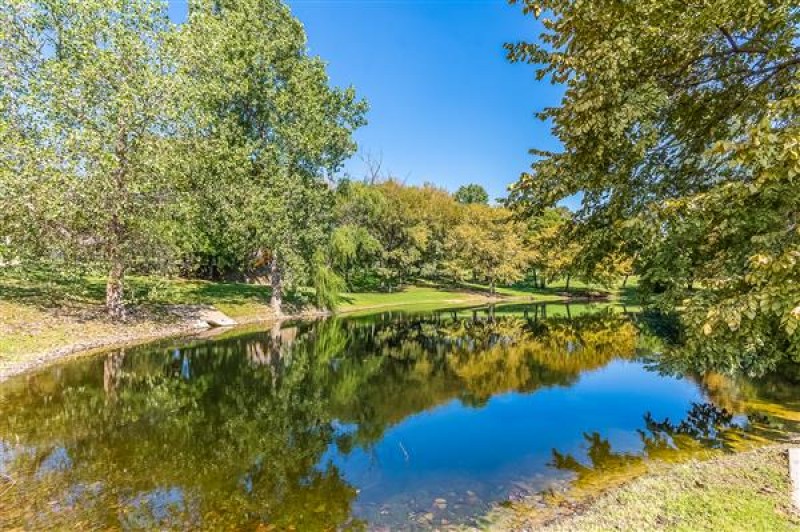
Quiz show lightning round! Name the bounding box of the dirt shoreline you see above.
[0,293,588,384]
[0,308,330,384]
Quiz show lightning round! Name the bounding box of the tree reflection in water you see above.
[549,402,750,494]
[0,304,798,529]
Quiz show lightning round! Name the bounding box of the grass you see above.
[0,268,636,374]
[0,268,274,317]
[502,446,799,531]
[0,269,278,369]
[339,285,523,312]
[338,276,638,314]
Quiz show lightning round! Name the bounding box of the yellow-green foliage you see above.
[508,0,800,374]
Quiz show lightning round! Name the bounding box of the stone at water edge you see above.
[198,308,237,328]
[790,448,800,511]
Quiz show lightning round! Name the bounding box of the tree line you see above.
[178,173,617,300]
[329,179,629,296]
[0,0,628,320]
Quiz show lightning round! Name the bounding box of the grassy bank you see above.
[1,270,616,378]
[0,270,277,372]
[339,284,557,313]
[502,446,799,531]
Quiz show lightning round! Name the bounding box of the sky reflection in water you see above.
[1,303,798,530]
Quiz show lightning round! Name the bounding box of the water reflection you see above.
[0,304,798,530]
[548,403,749,495]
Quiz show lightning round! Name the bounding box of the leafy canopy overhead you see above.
[507,0,800,374]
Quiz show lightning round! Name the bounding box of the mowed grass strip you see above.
[536,446,800,532]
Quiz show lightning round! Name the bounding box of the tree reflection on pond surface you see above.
[1,304,799,529]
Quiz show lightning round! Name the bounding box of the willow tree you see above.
[177,0,366,314]
[0,0,179,319]
[508,0,800,374]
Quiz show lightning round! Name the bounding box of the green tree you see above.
[330,180,387,289]
[454,184,489,205]
[507,0,800,373]
[524,207,572,289]
[0,0,180,319]
[364,180,461,289]
[443,205,531,295]
[176,0,366,313]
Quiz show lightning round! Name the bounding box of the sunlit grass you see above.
[1,267,638,367]
[339,285,491,311]
[532,446,798,531]
[0,268,275,364]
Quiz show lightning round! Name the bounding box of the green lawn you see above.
[340,285,517,312]
[0,268,637,369]
[527,446,799,531]
[0,268,274,318]
[0,269,277,365]
[502,276,640,300]
[338,276,638,314]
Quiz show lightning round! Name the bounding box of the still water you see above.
[1,304,799,529]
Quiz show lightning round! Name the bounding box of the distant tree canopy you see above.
[454,184,490,205]
[508,0,800,374]
[442,204,531,294]
[328,179,601,293]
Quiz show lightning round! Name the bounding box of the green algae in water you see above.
[1,303,799,530]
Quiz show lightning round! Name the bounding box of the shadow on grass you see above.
[0,269,106,308]
[0,267,276,311]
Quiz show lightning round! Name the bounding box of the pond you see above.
[2,303,800,530]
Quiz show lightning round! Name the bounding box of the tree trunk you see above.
[103,348,126,398]
[622,274,630,288]
[108,112,129,321]
[565,274,571,293]
[489,279,496,297]
[106,255,126,321]
[270,254,283,317]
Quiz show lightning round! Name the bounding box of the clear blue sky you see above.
[168,0,566,205]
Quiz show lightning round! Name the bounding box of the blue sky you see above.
[168,1,565,204]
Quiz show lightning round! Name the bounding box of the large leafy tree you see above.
[0,0,180,319]
[177,0,366,314]
[508,0,800,374]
